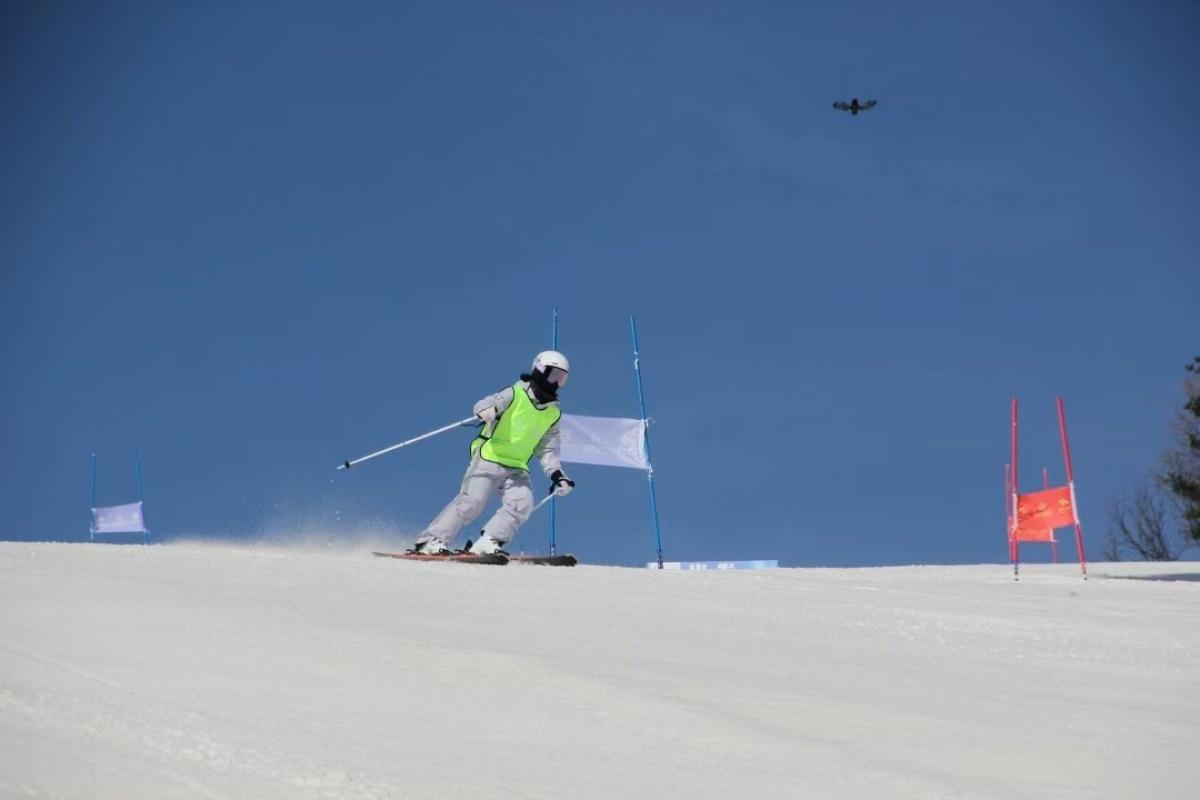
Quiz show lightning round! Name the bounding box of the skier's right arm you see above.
[474,387,515,424]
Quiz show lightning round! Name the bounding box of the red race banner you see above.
[1015,486,1075,532]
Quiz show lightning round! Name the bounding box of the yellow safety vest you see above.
[471,383,561,471]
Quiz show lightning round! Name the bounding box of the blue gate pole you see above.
[90,454,97,543]
[134,451,147,544]
[549,308,559,556]
[630,316,664,569]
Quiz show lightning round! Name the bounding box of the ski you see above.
[372,551,509,565]
[507,554,578,567]
[370,551,575,566]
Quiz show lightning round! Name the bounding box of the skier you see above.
[410,351,576,556]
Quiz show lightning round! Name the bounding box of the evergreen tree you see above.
[1162,356,1200,546]
[1107,356,1200,560]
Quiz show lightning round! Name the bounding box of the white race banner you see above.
[91,501,149,534]
[558,414,649,471]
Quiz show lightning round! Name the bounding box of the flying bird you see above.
[833,98,877,115]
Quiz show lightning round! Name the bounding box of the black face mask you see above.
[521,371,558,403]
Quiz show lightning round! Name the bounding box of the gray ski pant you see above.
[417,456,534,547]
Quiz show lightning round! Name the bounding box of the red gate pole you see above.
[1005,463,1012,560]
[1011,398,1020,581]
[1056,397,1088,579]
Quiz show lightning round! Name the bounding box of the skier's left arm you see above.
[534,424,575,496]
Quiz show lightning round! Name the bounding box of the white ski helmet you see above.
[531,350,570,388]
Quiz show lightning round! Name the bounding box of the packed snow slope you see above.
[1,543,1197,800]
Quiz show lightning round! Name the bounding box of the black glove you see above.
[549,469,575,497]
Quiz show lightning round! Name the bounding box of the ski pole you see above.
[529,485,575,516]
[337,416,477,470]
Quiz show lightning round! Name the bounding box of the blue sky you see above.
[2,1,1197,566]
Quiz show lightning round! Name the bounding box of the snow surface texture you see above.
[1,543,1197,800]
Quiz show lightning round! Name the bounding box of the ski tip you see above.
[508,554,578,566]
